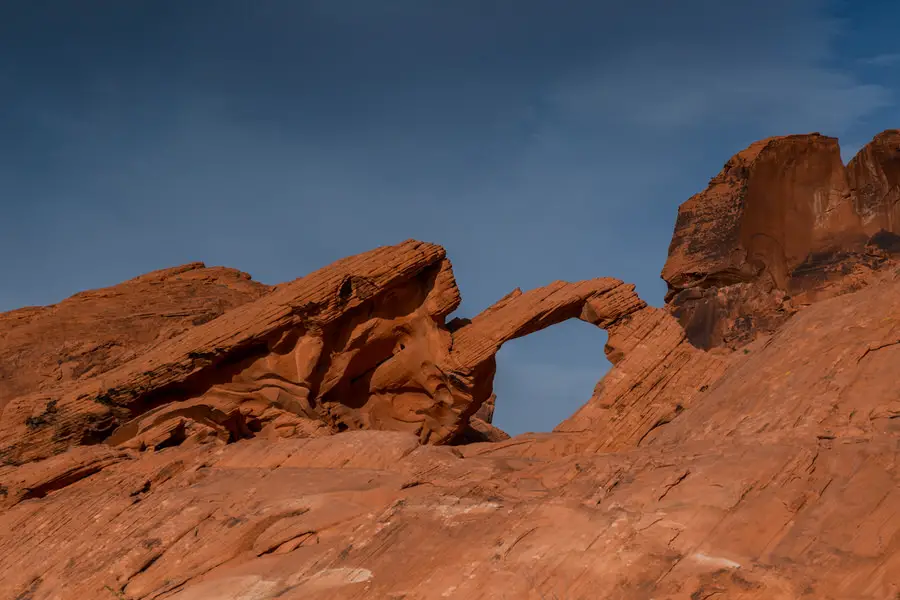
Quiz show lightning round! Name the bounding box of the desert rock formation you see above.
[0,263,269,413]
[1,131,900,599]
[847,129,900,234]
[663,131,900,349]
[0,241,678,467]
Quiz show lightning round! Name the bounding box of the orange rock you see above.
[2,400,898,598]
[557,306,727,451]
[0,263,268,413]
[1,241,469,462]
[847,129,900,235]
[3,133,900,598]
[0,242,658,463]
[653,266,900,447]
[663,131,900,350]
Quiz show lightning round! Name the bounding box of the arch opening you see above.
[490,319,610,436]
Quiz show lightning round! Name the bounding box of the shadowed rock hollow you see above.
[1,131,899,600]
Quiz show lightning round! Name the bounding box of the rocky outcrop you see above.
[0,241,685,466]
[653,266,900,447]
[847,129,900,234]
[0,263,269,413]
[556,306,727,450]
[4,264,900,600]
[663,131,900,350]
[1,241,467,463]
[3,130,900,599]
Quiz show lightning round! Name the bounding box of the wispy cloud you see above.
[550,67,889,134]
[544,6,890,136]
[860,53,900,67]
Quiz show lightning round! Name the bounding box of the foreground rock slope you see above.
[1,131,899,599]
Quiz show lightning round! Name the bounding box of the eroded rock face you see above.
[3,154,900,599]
[663,131,900,349]
[0,241,668,466]
[1,242,466,462]
[3,267,900,600]
[847,129,900,234]
[0,263,269,413]
[556,306,727,451]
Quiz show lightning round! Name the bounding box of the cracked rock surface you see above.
[2,133,900,599]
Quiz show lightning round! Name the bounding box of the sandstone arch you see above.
[1,240,722,465]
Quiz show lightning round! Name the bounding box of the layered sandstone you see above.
[846,129,900,234]
[663,131,900,349]
[2,131,900,599]
[1,241,467,463]
[556,306,727,451]
[2,258,899,599]
[0,263,269,412]
[0,241,684,467]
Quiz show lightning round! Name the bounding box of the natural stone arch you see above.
[446,278,645,413]
[483,320,612,437]
[1,240,725,465]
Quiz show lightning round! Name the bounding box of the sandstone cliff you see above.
[1,132,899,600]
[662,131,900,349]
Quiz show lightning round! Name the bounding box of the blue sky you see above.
[2,0,899,435]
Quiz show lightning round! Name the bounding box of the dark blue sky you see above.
[2,0,899,434]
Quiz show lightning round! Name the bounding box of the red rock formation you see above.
[0,263,268,413]
[557,306,727,451]
[3,131,900,598]
[663,131,900,349]
[0,241,672,466]
[3,261,900,599]
[1,241,467,463]
[847,129,900,235]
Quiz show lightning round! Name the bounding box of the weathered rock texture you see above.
[847,129,900,234]
[557,306,727,451]
[0,263,269,413]
[2,261,899,599]
[2,132,900,599]
[2,242,465,463]
[663,130,900,349]
[0,241,672,467]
